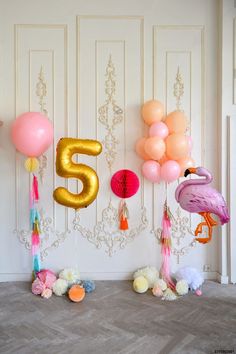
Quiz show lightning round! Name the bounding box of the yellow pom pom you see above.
[133,276,148,294]
[24,157,39,173]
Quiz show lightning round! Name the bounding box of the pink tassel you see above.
[160,207,175,290]
[33,175,39,201]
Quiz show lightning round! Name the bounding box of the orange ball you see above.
[165,111,188,134]
[144,136,165,160]
[68,285,85,303]
[135,137,151,160]
[141,100,165,126]
[166,133,189,160]
[178,157,195,177]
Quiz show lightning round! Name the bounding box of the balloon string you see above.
[74,209,79,270]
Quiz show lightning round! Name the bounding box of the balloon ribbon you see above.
[160,201,175,290]
[30,175,41,276]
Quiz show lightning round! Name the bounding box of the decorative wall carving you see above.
[73,54,147,255]
[15,52,70,260]
[98,55,123,170]
[15,209,71,261]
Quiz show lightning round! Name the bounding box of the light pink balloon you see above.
[149,121,169,139]
[11,112,53,157]
[160,160,181,183]
[142,160,161,183]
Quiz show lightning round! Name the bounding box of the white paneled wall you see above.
[0,0,221,281]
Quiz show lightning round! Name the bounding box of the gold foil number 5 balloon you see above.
[53,138,102,210]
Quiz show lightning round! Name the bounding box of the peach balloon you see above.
[158,154,168,166]
[186,136,193,152]
[166,133,189,160]
[144,136,165,161]
[135,137,150,160]
[178,157,195,177]
[165,110,188,134]
[141,100,165,126]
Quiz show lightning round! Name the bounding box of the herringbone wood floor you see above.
[0,281,235,354]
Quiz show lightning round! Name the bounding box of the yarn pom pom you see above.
[133,266,159,288]
[41,288,52,299]
[162,288,177,301]
[195,289,202,296]
[154,278,167,291]
[152,285,163,297]
[176,279,189,296]
[82,280,95,293]
[175,266,204,291]
[59,268,80,286]
[68,285,85,303]
[52,279,68,296]
[32,278,46,295]
[133,276,149,293]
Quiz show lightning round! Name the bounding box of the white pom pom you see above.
[176,279,189,295]
[52,279,68,296]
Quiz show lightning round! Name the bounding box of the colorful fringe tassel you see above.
[119,200,129,231]
[160,202,175,290]
[30,175,41,275]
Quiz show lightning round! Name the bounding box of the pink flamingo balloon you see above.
[175,167,230,244]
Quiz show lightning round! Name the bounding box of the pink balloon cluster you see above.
[136,100,194,183]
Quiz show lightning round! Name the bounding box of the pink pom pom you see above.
[41,288,52,299]
[152,285,163,297]
[195,289,202,296]
[37,269,57,289]
[32,278,46,295]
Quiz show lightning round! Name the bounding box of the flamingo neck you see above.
[183,170,213,187]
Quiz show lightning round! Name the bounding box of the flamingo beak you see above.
[184,167,197,177]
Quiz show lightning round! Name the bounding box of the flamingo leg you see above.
[195,212,217,244]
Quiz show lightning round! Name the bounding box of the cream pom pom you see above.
[52,279,68,296]
[59,268,80,286]
[154,278,167,291]
[161,288,177,301]
[176,279,189,296]
[133,266,159,288]
[133,276,149,293]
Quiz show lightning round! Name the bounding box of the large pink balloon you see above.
[149,121,169,139]
[161,160,180,183]
[144,136,165,160]
[11,112,53,157]
[142,160,161,183]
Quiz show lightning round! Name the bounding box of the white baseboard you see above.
[216,272,229,284]
[202,271,218,280]
[0,272,133,282]
[0,273,32,282]
[0,271,224,282]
